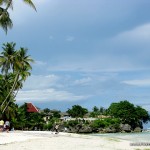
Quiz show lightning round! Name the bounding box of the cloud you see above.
[109,23,150,52]
[22,74,61,90]
[122,79,150,87]
[16,88,89,102]
[34,60,47,66]
[114,23,150,42]
[46,55,142,73]
[73,77,92,86]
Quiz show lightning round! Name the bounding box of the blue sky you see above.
[1,0,150,112]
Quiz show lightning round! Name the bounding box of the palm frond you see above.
[23,0,36,11]
[0,8,13,33]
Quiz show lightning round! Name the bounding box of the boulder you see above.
[68,127,78,133]
[134,127,142,132]
[78,126,92,133]
[120,124,131,132]
[103,127,117,133]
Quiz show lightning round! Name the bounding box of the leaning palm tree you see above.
[0,73,15,116]
[0,0,36,33]
[0,43,34,113]
[2,66,31,113]
[0,42,17,111]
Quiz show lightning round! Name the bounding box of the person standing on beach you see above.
[54,124,59,134]
[4,120,10,133]
[0,119,4,132]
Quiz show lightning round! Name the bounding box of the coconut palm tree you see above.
[0,0,36,33]
[0,43,34,113]
[0,42,16,74]
[2,66,32,113]
[0,42,17,111]
[0,73,16,119]
[0,7,12,33]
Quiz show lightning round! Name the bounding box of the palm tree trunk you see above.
[2,86,20,113]
[2,97,10,113]
[1,72,19,112]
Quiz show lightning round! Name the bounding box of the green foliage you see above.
[43,108,50,114]
[108,100,150,128]
[51,110,61,118]
[0,42,34,114]
[0,7,12,33]
[67,105,88,118]
[43,123,53,131]
[93,106,99,112]
[90,119,105,128]
[65,120,79,127]
[90,106,107,117]
[136,106,150,123]
[10,103,45,130]
[0,0,36,33]
[44,117,60,130]
[90,118,121,129]
[11,105,27,129]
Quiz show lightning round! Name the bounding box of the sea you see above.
[92,131,150,142]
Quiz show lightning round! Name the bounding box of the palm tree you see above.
[0,42,17,111]
[0,7,12,33]
[2,66,32,113]
[0,43,34,113]
[0,0,36,33]
[0,73,16,118]
[0,42,16,74]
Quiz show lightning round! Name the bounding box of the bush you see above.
[65,120,79,127]
[90,118,121,129]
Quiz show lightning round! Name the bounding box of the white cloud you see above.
[113,23,150,43]
[16,88,89,102]
[23,74,61,90]
[74,77,92,86]
[122,79,150,86]
[34,60,47,66]
[46,56,142,73]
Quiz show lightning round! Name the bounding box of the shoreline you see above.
[0,131,150,150]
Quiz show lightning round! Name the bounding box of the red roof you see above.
[27,103,39,112]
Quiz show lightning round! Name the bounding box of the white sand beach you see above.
[0,131,149,150]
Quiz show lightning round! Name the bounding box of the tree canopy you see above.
[108,100,150,129]
[90,106,106,117]
[67,105,88,118]
[0,42,33,117]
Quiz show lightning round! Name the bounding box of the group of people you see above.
[0,119,10,133]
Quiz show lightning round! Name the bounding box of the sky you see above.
[1,0,150,113]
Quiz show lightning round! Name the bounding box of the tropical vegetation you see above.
[0,0,36,129]
[107,100,150,129]
[0,42,34,121]
[0,0,36,33]
[67,105,88,118]
[0,1,149,133]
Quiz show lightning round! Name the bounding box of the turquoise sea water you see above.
[92,132,150,142]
